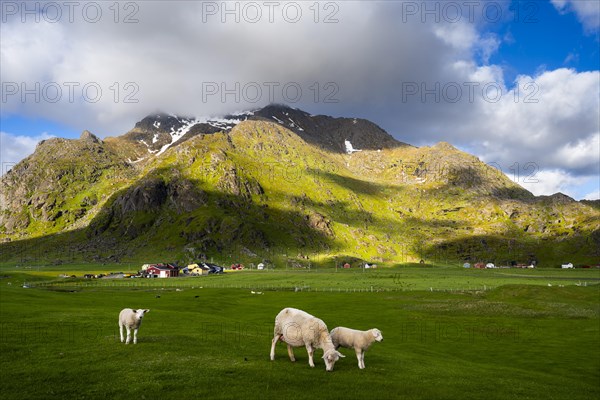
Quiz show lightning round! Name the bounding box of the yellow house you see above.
[187,264,209,275]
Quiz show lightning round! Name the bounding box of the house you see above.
[145,263,180,278]
[187,263,210,276]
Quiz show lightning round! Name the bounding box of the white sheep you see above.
[118,308,149,344]
[330,327,383,369]
[270,307,345,371]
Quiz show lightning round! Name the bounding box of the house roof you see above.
[147,265,177,271]
[187,263,209,270]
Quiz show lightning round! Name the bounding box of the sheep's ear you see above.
[144,309,150,313]
[337,351,345,358]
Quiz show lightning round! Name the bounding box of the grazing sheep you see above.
[118,308,149,344]
[330,327,383,369]
[270,307,345,371]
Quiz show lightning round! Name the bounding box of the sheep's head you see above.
[371,328,383,342]
[135,309,150,320]
[322,349,345,371]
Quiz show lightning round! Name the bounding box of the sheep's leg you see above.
[125,327,131,344]
[356,348,365,369]
[119,323,124,343]
[133,328,138,344]
[270,334,281,361]
[306,344,315,367]
[360,351,366,369]
[287,344,296,362]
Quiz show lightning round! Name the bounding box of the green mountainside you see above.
[1,105,598,266]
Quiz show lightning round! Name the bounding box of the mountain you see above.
[1,105,598,266]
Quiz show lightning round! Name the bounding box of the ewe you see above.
[118,308,149,344]
[330,327,383,369]
[270,307,344,371]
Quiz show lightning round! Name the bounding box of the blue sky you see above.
[488,1,599,81]
[1,0,599,199]
[1,115,78,138]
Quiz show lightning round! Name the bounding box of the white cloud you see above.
[554,134,600,172]
[584,189,600,200]
[0,2,508,135]
[0,132,54,175]
[468,68,600,176]
[551,0,600,31]
[512,169,587,198]
[0,2,597,199]
[563,52,579,65]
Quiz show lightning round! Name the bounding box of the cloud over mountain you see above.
[1,1,598,198]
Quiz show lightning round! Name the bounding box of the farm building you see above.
[145,264,180,278]
[187,263,210,276]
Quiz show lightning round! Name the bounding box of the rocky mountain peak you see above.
[80,130,101,143]
[120,104,408,156]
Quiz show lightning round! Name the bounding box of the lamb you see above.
[118,308,149,344]
[270,307,345,371]
[330,327,383,369]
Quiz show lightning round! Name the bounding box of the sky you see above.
[1,0,599,199]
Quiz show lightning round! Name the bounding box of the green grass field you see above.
[1,266,598,399]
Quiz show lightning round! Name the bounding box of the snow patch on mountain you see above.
[206,117,241,130]
[156,118,199,156]
[287,117,304,131]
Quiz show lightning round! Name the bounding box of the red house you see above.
[145,263,180,278]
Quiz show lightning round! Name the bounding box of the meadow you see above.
[0,265,598,399]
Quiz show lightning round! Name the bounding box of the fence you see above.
[22,279,496,293]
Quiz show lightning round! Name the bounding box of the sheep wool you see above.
[270,307,345,371]
[330,327,383,369]
[118,308,149,344]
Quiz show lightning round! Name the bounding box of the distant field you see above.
[0,266,598,399]
[3,264,599,291]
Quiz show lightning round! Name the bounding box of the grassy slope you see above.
[101,122,599,266]
[0,268,598,400]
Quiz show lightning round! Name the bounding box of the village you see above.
[67,260,382,279]
[60,259,597,280]
[75,261,265,279]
